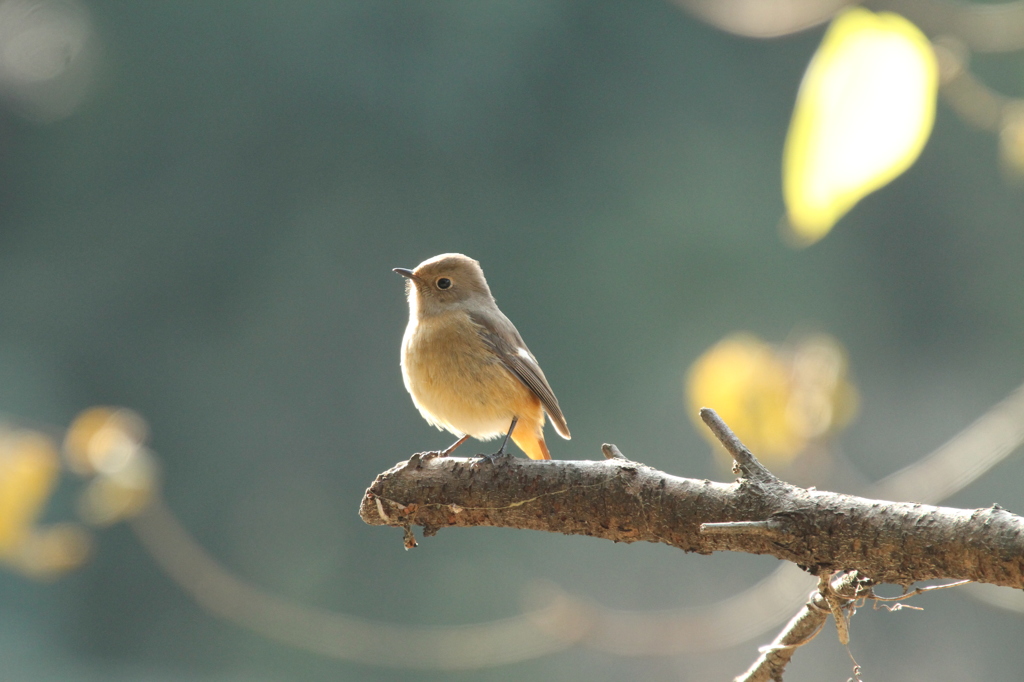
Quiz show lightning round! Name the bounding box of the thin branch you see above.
[735,571,867,682]
[871,381,1024,504]
[130,494,585,669]
[868,578,973,602]
[737,574,973,680]
[533,563,817,656]
[699,408,777,483]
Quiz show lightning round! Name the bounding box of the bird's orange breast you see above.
[400,311,543,440]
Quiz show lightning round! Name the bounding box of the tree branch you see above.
[361,445,1024,590]
[364,411,1024,679]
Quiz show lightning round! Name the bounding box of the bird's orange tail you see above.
[511,427,551,460]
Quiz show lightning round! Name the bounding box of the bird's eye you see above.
[436,277,452,290]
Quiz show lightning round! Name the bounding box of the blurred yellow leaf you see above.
[686,333,858,466]
[65,406,157,525]
[77,450,158,526]
[687,335,802,462]
[0,430,94,578]
[64,406,148,475]
[783,7,938,244]
[0,432,59,554]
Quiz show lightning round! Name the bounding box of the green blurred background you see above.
[1,1,1023,680]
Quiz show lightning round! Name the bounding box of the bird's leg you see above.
[440,434,470,457]
[474,417,517,465]
[419,434,469,461]
[495,417,517,456]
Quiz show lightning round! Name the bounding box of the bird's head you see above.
[394,253,494,316]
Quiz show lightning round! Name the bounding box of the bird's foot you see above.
[470,450,515,467]
[470,416,519,467]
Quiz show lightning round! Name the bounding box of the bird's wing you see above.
[469,310,571,440]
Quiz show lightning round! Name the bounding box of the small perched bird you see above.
[395,253,570,460]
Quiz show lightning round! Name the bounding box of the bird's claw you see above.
[470,451,514,467]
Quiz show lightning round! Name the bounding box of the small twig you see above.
[820,573,852,646]
[699,408,777,483]
[878,602,923,612]
[869,579,973,602]
[601,443,628,460]
[402,525,418,550]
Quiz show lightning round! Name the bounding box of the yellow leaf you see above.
[686,334,804,463]
[0,433,59,555]
[686,333,858,467]
[77,449,158,526]
[783,8,938,244]
[64,406,148,475]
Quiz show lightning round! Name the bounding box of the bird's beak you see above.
[393,267,417,280]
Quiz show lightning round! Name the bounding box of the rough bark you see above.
[360,451,1024,589]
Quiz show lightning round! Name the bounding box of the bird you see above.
[394,253,570,461]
